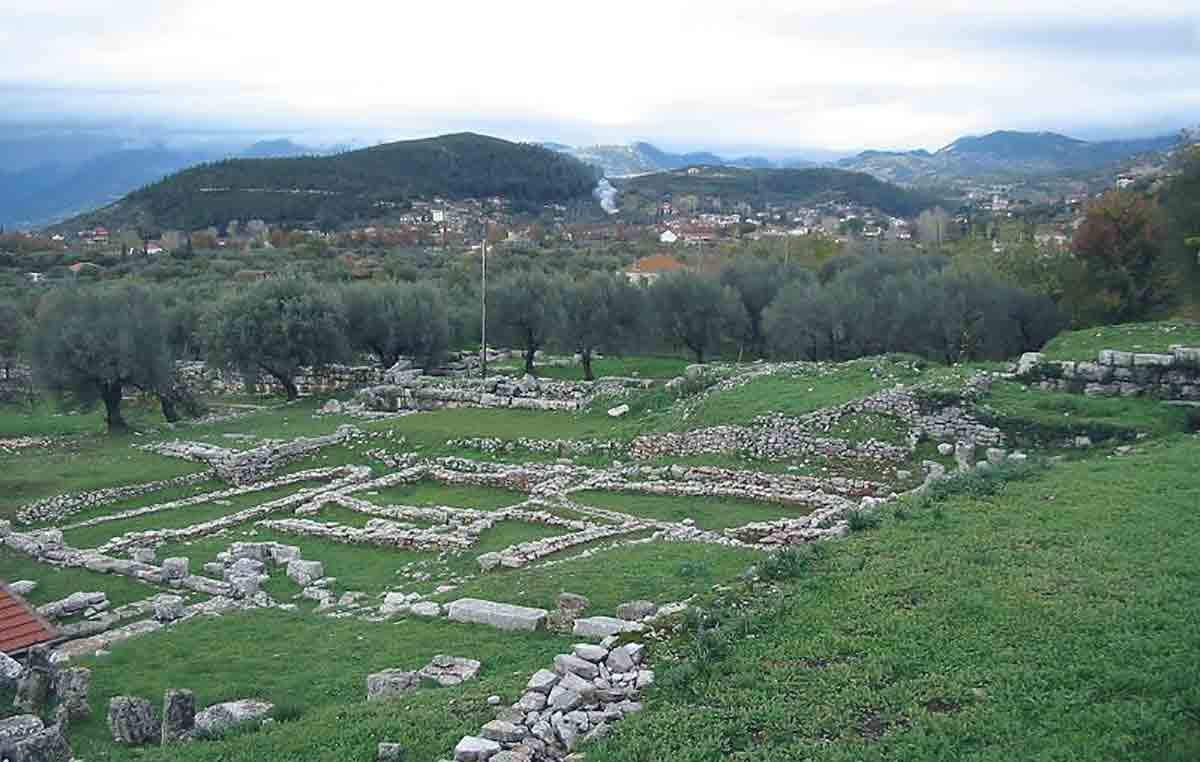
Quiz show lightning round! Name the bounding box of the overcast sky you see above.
[1,0,1197,154]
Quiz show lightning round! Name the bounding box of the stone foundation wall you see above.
[1017,347,1200,400]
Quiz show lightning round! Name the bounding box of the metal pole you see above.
[480,226,488,379]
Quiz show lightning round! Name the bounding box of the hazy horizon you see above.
[2,0,1196,154]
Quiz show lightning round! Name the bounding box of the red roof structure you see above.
[0,583,57,655]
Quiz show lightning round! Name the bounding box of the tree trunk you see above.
[102,383,127,434]
[692,346,704,364]
[282,377,300,401]
[158,392,180,423]
[580,351,594,382]
[524,347,537,375]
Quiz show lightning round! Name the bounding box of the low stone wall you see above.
[176,361,387,397]
[1016,347,1200,400]
[139,425,360,485]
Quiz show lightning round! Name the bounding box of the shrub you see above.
[847,508,883,533]
[759,546,812,581]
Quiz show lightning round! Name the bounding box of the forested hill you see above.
[63,133,598,231]
[617,166,943,218]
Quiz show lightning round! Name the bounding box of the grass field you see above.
[61,480,323,549]
[2,340,1196,762]
[494,355,691,381]
[68,612,574,762]
[586,433,1200,762]
[573,489,815,531]
[363,480,530,511]
[1040,321,1200,360]
[676,358,924,430]
[443,539,762,613]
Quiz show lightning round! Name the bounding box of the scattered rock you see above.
[107,696,157,745]
[161,689,195,744]
[194,699,273,738]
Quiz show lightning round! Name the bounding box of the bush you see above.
[846,508,883,533]
[759,546,812,581]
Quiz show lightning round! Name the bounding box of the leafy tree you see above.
[1071,190,1167,322]
[211,278,349,400]
[0,299,26,380]
[721,258,806,358]
[651,271,745,363]
[30,284,172,433]
[1159,147,1200,310]
[557,272,642,380]
[488,268,562,375]
[344,281,451,371]
[916,207,953,248]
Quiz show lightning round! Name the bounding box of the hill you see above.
[65,133,598,231]
[839,129,1181,184]
[617,165,943,218]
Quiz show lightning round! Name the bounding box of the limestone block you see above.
[194,699,272,737]
[454,735,501,762]
[286,559,324,586]
[161,557,189,581]
[446,599,547,632]
[366,670,419,701]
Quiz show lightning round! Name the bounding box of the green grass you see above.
[500,355,689,381]
[677,358,923,430]
[0,547,169,610]
[0,439,203,520]
[28,479,227,529]
[827,412,909,445]
[446,539,762,614]
[979,380,1193,447]
[0,398,166,438]
[573,489,815,531]
[173,396,362,449]
[363,480,529,511]
[66,611,574,762]
[586,434,1200,762]
[1040,321,1200,361]
[366,407,628,449]
[62,481,323,549]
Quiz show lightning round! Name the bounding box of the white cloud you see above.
[0,0,1195,151]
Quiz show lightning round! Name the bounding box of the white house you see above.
[659,230,679,245]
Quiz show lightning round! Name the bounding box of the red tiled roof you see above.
[627,254,686,275]
[0,583,57,654]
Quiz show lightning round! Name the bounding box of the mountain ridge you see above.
[56,132,597,232]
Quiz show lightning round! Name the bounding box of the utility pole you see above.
[480,224,488,379]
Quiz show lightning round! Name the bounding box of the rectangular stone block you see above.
[446,598,547,632]
[1133,353,1175,367]
[572,616,642,639]
[1098,349,1134,367]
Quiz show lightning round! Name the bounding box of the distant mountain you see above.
[239,139,326,159]
[62,133,598,232]
[838,130,1181,184]
[0,144,222,228]
[618,166,942,218]
[547,141,814,177]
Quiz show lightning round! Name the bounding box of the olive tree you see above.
[557,272,642,381]
[30,284,172,433]
[344,281,450,371]
[650,271,745,363]
[211,278,349,400]
[488,268,562,375]
[0,299,27,381]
